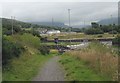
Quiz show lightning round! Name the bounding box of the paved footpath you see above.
[33,56,65,81]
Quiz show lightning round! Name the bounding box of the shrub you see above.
[112,35,120,46]
[31,30,41,38]
[97,35,103,38]
[4,30,12,35]
[2,37,24,65]
[85,28,104,35]
[38,45,50,55]
[109,31,118,34]
[40,37,47,42]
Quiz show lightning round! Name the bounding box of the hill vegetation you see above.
[2,33,53,81]
[1,18,68,35]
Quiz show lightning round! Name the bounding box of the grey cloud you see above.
[1,2,118,25]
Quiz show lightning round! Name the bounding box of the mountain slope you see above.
[31,22,68,28]
[98,17,118,25]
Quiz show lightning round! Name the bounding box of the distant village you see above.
[37,29,77,36]
[36,22,103,35]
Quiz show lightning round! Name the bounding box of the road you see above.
[33,56,65,81]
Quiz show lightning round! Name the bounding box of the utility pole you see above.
[52,18,54,27]
[111,15,113,35]
[14,16,15,21]
[14,16,15,26]
[68,9,71,45]
[11,16,13,36]
[84,20,85,28]
[68,9,71,28]
[83,20,86,44]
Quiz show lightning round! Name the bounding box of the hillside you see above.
[1,18,32,28]
[31,22,68,28]
[3,33,53,81]
[2,18,32,35]
[1,18,70,34]
[98,17,118,25]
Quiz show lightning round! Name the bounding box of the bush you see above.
[97,35,103,38]
[2,37,24,65]
[40,37,47,42]
[85,28,104,35]
[38,45,50,55]
[31,30,41,38]
[112,35,120,46]
[4,30,12,35]
[108,30,118,34]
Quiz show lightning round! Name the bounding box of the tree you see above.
[38,45,50,55]
[85,28,104,35]
[91,22,99,28]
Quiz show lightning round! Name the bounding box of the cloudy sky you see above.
[0,0,119,25]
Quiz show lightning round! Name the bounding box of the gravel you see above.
[33,56,65,81]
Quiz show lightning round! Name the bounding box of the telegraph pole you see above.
[84,20,85,28]
[52,18,54,26]
[14,16,15,22]
[68,9,71,45]
[11,16,13,35]
[111,15,113,35]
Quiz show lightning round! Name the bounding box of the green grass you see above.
[42,33,117,40]
[3,52,53,81]
[59,55,111,81]
[21,28,32,31]
[2,33,55,81]
[5,33,40,48]
[41,42,81,46]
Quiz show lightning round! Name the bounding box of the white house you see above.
[46,30,60,34]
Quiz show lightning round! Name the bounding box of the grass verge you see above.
[59,42,118,81]
[3,51,53,81]
[59,54,111,81]
[2,33,54,81]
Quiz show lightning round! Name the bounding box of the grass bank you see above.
[59,55,109,81]
[2,33,54,81]
[3,51,53,81]
[59,42,118,81]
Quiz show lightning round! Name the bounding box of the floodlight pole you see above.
[68,9,71,45]
[52,18,54,26]
[68,9,71,28]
